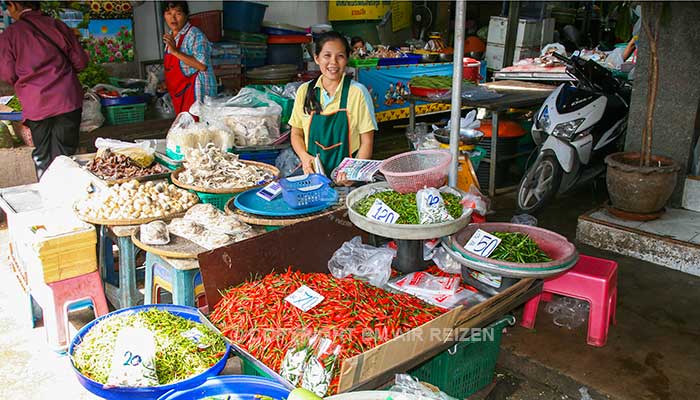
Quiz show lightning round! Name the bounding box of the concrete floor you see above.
[489,183,700,400]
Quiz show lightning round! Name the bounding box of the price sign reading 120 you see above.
[464,229,502,257]
[366,199,399,224]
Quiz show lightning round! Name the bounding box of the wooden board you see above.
[132,231,205,259]
[225,196,346,226]
[171,161,280,194]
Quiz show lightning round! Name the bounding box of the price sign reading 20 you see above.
[464,229,502,258]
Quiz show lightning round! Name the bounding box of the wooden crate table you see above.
[98,224,141,309]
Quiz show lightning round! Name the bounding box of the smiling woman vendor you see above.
[162,1,216,114]
[289,31,377,185]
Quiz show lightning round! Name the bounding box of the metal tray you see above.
[71,153,171,185]
[346,182,472,240]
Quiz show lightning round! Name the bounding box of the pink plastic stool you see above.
[28,270,109,350]
[520,255,618,347]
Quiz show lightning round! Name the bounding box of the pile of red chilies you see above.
[210,267,444,394]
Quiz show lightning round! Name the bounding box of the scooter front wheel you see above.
[516,153,563,214]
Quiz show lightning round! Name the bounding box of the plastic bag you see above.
[80,92,105,133]
[445,109,480,131]
[389,374,458,400]
[461,185,490,216]
[511,214,538,226]
[280,336,318,386]
[541,43,568,57]
[546,295,590,329]
[388,271,460,298]
[165,112,235,159]
[104,327,158,388]
[432,247,462,274]
[284,82,304,99]
[94,137,155,168]
[276,148,302,177]
[328,236,394,287]
[155,93,175,118]
[461,84,503,101]
[417,188,453,224]
[301,337,341,397]
[190,88,282,147]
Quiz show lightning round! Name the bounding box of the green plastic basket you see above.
[104,103,146,126]
[349,57,379,68]
[409,315,515,399]
[194,191,237,211]
[240,356,274,378]
[246,84,294,125]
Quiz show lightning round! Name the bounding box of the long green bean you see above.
[488,232,551,263]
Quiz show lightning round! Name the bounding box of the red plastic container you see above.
[463,57,481,83]
[267,35,311,44]
[408,85,450,98]
[190,10,222,42]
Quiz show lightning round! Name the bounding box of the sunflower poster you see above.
[88,1,133,19]
[86,19,134,63]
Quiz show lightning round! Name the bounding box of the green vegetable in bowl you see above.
[6,96,22,111]
[409,75,476,89]
[488,232,552,263]
[353,190,463,224]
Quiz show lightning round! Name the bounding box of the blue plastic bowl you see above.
[69,304,231,400]
[157,375,291,400]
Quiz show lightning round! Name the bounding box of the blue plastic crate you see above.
[279,174,338,209]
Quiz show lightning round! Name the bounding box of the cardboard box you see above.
[198,209,539,392]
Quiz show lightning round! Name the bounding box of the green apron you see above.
[306,77,353,174]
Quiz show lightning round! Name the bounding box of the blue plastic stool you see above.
[144,252,202,307]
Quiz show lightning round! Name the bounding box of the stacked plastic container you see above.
[222,1,268,69]
[211,42,242,92]
[263,22,310,70]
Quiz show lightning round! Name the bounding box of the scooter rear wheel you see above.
[517,153,563,214]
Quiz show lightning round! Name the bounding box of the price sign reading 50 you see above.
[366,199,399,224]
[464,229,502,258]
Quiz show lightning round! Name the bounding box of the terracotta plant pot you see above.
[605,152,680,215]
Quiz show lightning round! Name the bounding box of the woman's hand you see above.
[163,33,178,54]
[334,171,353,187]
[300,153,316,175]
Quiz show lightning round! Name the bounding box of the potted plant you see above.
[605,2,680,216]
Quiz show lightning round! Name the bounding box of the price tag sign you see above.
[256,181,283,201]
[285,285,325,312]
[464,229,502,257]
[366,199,399,224]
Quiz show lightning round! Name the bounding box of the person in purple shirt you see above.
[0,1,88,178]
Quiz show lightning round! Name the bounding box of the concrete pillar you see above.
[625,3,700,206]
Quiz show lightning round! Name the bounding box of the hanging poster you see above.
[328,0,391,21]
[391,1,412,32]
[86,19,134,63]
[89,1,134,19]
[354,63,455,122]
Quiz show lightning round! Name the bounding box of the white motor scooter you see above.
[517,52,631,213]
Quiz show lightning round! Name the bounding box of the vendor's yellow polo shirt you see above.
[289,74,377,154]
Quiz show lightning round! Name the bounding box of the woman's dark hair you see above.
[162,1,189,15]
[350,36,364,47]
[9,1,40,11]
[304,31,351,114]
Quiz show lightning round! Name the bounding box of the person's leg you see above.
[50,108,82,161]
[23,117,54,179]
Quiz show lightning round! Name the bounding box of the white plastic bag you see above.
[155,93,175,118]
[388,271,460,298]
[275,148,302,177]
[432,247,462,274]
[417,187,453,224]
[389,374,458,400]
[80,92,105,133]
[165,112,235,159]
[190,88,282,147]
[461,185,490,216]
[104,327,158,388]
[280,336,318,386]
[328,236,394,287]
[301,338,341,397]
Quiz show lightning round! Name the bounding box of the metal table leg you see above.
[409,99,416,133]
[489,111,499,198]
